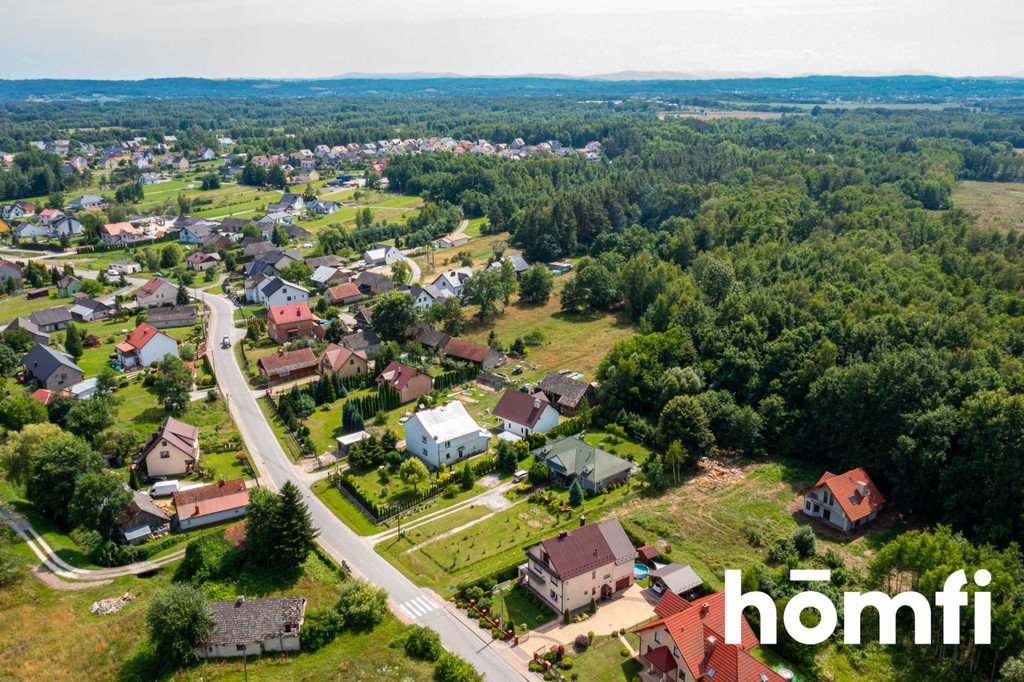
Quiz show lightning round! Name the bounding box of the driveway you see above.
[528,584,658,647]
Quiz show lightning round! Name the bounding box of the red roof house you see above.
[443,337,507,370]
[801,467,885,532]
[173,479,249,530]
[257,348,319,383]
[493,389,560,437]
[376,361,433,404]
[266,303,321,344]
[116,322,179,369]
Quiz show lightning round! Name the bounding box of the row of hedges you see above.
[347,382,401,417]
[434,365,479,391]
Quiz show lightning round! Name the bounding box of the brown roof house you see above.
[802,467,886,533]
[324,281,363,306]
[376,361,433,404]
[137,417,200,479]
[173,479,249,530]
[493,390,560,438]
[318,344,368,378]
[524,519,637,614]
[116,488,172,545]
[258,348,319,383]
[443,337,507,370]
[537,371,597,415]
[198,597,306,659]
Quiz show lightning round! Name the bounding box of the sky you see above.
[1,0,1023,80]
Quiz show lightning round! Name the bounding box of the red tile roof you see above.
[124,323,168,350]
[173,479,248,522]
[807,467,885,522]
[319,344,366,372]
[137,277,170,297]
[444,337,491,363]
[493,390,550,428]
[376,361,429,391]
[266,303,315,325]
[326,281,361,300]
[643,645,679,674]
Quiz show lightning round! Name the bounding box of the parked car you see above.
[221,335,231,348]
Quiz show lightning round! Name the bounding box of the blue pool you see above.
[634,563,650,580]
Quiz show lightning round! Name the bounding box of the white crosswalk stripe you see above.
[399,595,439,619]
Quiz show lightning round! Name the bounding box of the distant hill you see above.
[0,75,1022,102]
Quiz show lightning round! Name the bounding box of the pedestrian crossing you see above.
[399,595,439,619]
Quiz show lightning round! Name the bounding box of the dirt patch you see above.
[687,457,746,491]
[30,566,112,591]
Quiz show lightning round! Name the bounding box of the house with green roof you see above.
[535,435,633,493]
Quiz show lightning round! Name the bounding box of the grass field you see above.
[953,180,1024,233]
[570,634,643,682]
[0,290,68,324]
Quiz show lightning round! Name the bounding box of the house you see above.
[21,343,84,390]
[488,253,530,278]
[201,233,232,251]
[4,317,49,345]
[319,344,368,378]
[443,337,507,370]
[308,200,339,215]
[49,215,83,238]
[115,488,172,544]
[267,193,305,213]
[147,305,198,329]
[493,390,560,437]
[633,591,784,682]
[185,251,221,271]
[258,277,309,308]
[312,266,350,289]
[68,377,99,400]
[243,240,276,258]
[537,371,598,415]
[801,467,886,532]
[266,303,320,344]
[306,255,343,269]
[69,297,112,322]
[523,519,637,614]
[324,281,362,306]
[258,348,319,383]
[198,597,306,659]
[116,323,180,369]
[354,270,395,296]
[354,308,374,329]
[109,260,142,274]
[363,243,401,266]
[13,223,50,240]
[138,172,163,186]
[138,416,200,478]
[648,564,703,599]
[134,277,179,308]
[404,401,490,469]
[538,435,633,493]
[173,479,249,530]
[341,329,381,358]
[0,260,24,290]
[162,155,190,171]
[408,284,454,310]
[284,225,311,241]
[431,267,473,298]
[434,232,470,248]
[243,249,303,279]
[406,323,451,352]
[56,275,81,298]
[29,306,72,332]
[98,222,144,245]
[197,146,217,161]
[243,275,270,304]
[376,361,433,404]
[0,200,35,220]
[68,194,108,211]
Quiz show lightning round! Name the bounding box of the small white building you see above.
[404,401,490,469]
[363,243,401,267]
[198,597,306,659]
[493,390,560,437]
[409,284,454,310]
[134,277,180,308]
[258,277,309,308]
[431,267,473,298]
[116,323,179,369]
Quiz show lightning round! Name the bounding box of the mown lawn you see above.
[0,290,67,324]
[570,634,643,682]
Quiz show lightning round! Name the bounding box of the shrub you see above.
[404,625,443,661]
[147,583,213,665]
[462,585,486,604]
[175,534,240,582]
[766,536,797,565]
[434,652,483,682]
[573,633,591,652]
[560,656,574,669]
[300,607,345,651]
[564,608,571,624]
[620,648,630,657]
[792,525,817,558]
[528,660,544,672]
[336,579,388,629]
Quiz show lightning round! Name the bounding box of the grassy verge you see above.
[310,478,378,536]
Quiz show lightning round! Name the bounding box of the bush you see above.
[405,625,444,661]
[434,652,484,682]
[766,536,797,565]
[300,607,345,651]
[175,534,240,582]
[620,648,630,657]
[336,578,389,629]
[528,660,544,672]
[147,583,213,665]
[792,525,817,558]
[573,633,591,651]
[560,656,575,669]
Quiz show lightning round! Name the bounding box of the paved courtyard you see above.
[527,583,659,648]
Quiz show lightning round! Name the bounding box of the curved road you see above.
[200,290,526,681]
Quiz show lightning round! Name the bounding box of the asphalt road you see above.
[200,290,526,681]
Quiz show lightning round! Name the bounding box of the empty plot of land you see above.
[953,180,1024,233]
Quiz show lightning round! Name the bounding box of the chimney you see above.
[235,596,245,607]
[700,602,710,615]
[558,531,568,540]
[534,398,541,410]
[579,515,586,527]
[705,635,717,655]
[218,479,226,488]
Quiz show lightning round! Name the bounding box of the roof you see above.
[147,305,198,324]
[29,305,72,327]
[409,401,486,443]
[136,277,174,298]
[336,430,371,446]
[31,388,67,405]
[266,303,315,325]
[124,323,174,351]
[539,436,632,484]
[326,282,361,300]
[643,646,679,674]
[377,361,430,391]
[204,597,306,647]
[115,488,171,530]
[408,323,451,350]
[173,479,249,522]
[342,329,381,354]
[637,544,661,563]
[5,317,48,340]
[433,267,472,289]
[355,270,392,287]
[56,275,79,288]
[141,416,199,463]
[185,251,220,264]
[258,348,318,375]
[444,337,493,363]
[806,467,886,522]
[319,344,366,372]
[533,519,635,580]
[538,371,592,408]
[21,343,81,380]
[650,563,704,595]
[493,390,551,428]
[261,277,308,298]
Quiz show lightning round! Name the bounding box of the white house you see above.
[802,467,886,533]
[134,277,179,308]
[198,597,306,659]
[492,390,560,437]
[409,284,455,310]
[257,277,309,308]
[173,479,248,530]
[404,401,490,469]
[363,243,401,266]
[431,267,473,298]
[434,232,470,249]
[116,323,180,369]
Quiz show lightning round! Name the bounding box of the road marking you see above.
[399,595,438,619]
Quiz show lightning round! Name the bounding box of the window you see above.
[421,448,427,457]
[673,646,680,657]
[549,589,557,601]
[421,436,427,444]
[160,450,170,459]
[804,501,811,511]
[654,632,661,644]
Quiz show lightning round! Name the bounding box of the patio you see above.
[528,583,659,647]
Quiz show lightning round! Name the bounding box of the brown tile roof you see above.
[326,281,361,300]
[493,390,550,428]
[258,348,318,375]
[173,479,248,523]
[444,337,491,363]
[376,361,429,391]
[140,416,199,463]
[137,277,170,297]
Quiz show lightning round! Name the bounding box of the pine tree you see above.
[568,479,584,507]
[64,323,83,361]
[176,283,189,305]
[460,464,474,490]
[323,375,337,403]
[128,467,142,491]
[274,481,319,572]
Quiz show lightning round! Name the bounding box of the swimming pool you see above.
[634,563,650,580]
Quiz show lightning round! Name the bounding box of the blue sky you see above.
[1,0,1022,79]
